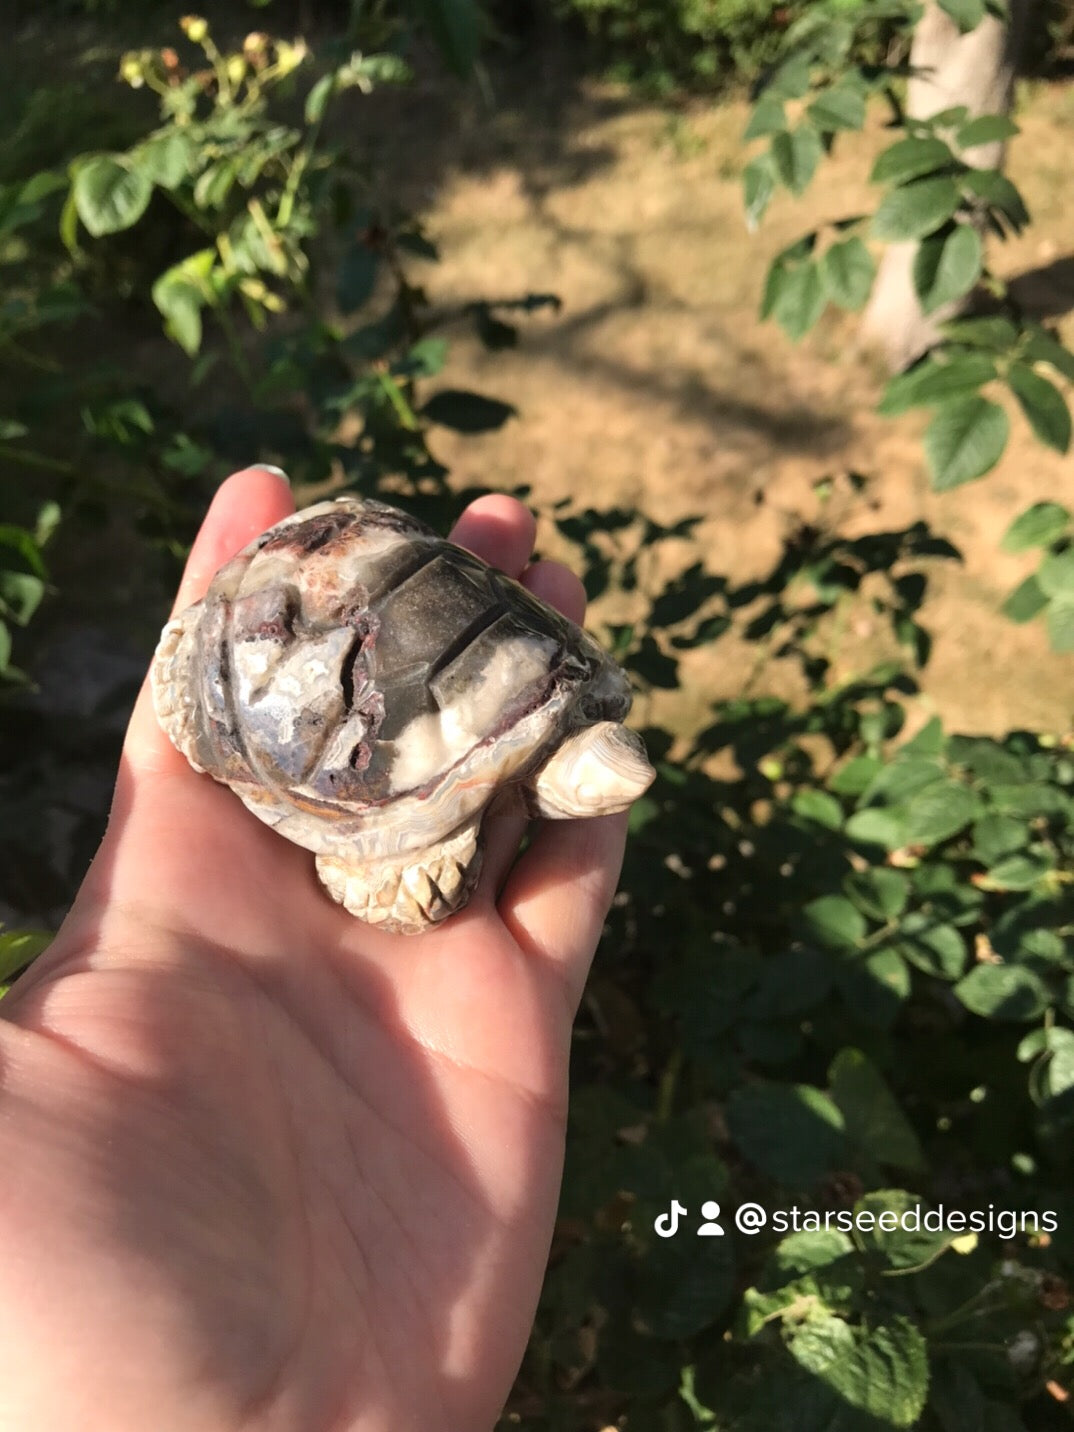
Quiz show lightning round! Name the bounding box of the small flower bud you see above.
[180,15,209,44]
[119,51,145,86]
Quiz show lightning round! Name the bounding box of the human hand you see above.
[0,468,630,1432]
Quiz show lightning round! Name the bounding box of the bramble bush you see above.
[3,3,1074,1429]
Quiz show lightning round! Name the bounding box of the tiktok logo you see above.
[654,1199,688,1238]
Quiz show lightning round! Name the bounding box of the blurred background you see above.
[4,1,1074,1427]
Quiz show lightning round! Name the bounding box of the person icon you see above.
[698,1200,724,1235]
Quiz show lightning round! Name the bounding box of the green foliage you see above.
[742,0,1074,653]
[510,496,1074,1427]
[0,926,52,995]
[0,502,60,685]
[999,501,1074,651]
[551,0,807,92]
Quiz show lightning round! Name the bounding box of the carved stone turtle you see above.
[151,495,654,934]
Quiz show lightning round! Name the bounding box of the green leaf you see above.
[947,734,1025,781]
[830,754,883,795]
[789,1314,929,1427]
[0,524,48,577]
[960,169,1029,231]
[955,963,1050,1020]
[771,260,826,340]
[878,352,996,415]
[924,396,1009,490]
[766,1227,854,1279]
[979,850,1056,890]
[405,0,481,76]
[803,895,866,950]
[727,1082,847,1186]
[808,83,866,134]
[0,572,45,626]
[746,949,833,1021]
[193,160,236,211]
[895,918,968,980]
[336,243,378,314]
[760,259,791,320]
[743,1255,864,1338]
[305,73,335,125]
[0,928,51,982]
[34,501,61,548]
[870,136,956,186]
[743,155,775,229]
[940,315,1019,350]
[422,389,516,432]
[59,185,81,251]
[972,812,1027,862]
[873,175,961,242]
[1000,501,1070,552]
[829,1048,925,1169]
[771,125,822,195]
[791,789,843,829]
[837,947,911,1027]
[1037,548,1074,597]
[1007,363,1071,453]
[404,337,448,377]
[765,52,812,100]
[72,155,153,237]
[1023,328,1074,381]
[159,290,201,355]
[937,0,986,31]
[989,780,1070,817]
[845,807,906,850]
[1046,599,1074,652]
[957,114,1019,148]
[912,223,982,314]
[843,869,909,921]
[1002,574,1047,623]
[136,132,192,190]
[151,250,214,357]
[854,1189,958,1267]
[820,237,875,311]
[904,780,981,845]
[744,95,786,140]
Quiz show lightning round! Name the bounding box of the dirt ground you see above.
[362,59,1074,742]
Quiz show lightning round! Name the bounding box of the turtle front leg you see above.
[315,820,483,935]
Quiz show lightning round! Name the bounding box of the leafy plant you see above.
[743,0,1074,648]
[550,0,807,92]
[505,500,1074,1429]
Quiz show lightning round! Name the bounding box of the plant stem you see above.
[0,446,75,474]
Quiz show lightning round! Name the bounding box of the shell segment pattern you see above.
[152,496,655,934]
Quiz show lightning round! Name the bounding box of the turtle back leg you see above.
[314,819,483,935]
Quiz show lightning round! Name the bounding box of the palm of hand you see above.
[0,471,626,1432]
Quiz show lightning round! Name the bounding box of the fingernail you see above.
[256,465,291,486]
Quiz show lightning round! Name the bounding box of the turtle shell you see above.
[152,496,634,865]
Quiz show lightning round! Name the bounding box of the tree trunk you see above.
[860,0,1032,373]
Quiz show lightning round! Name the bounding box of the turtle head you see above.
[528,721,655,819]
